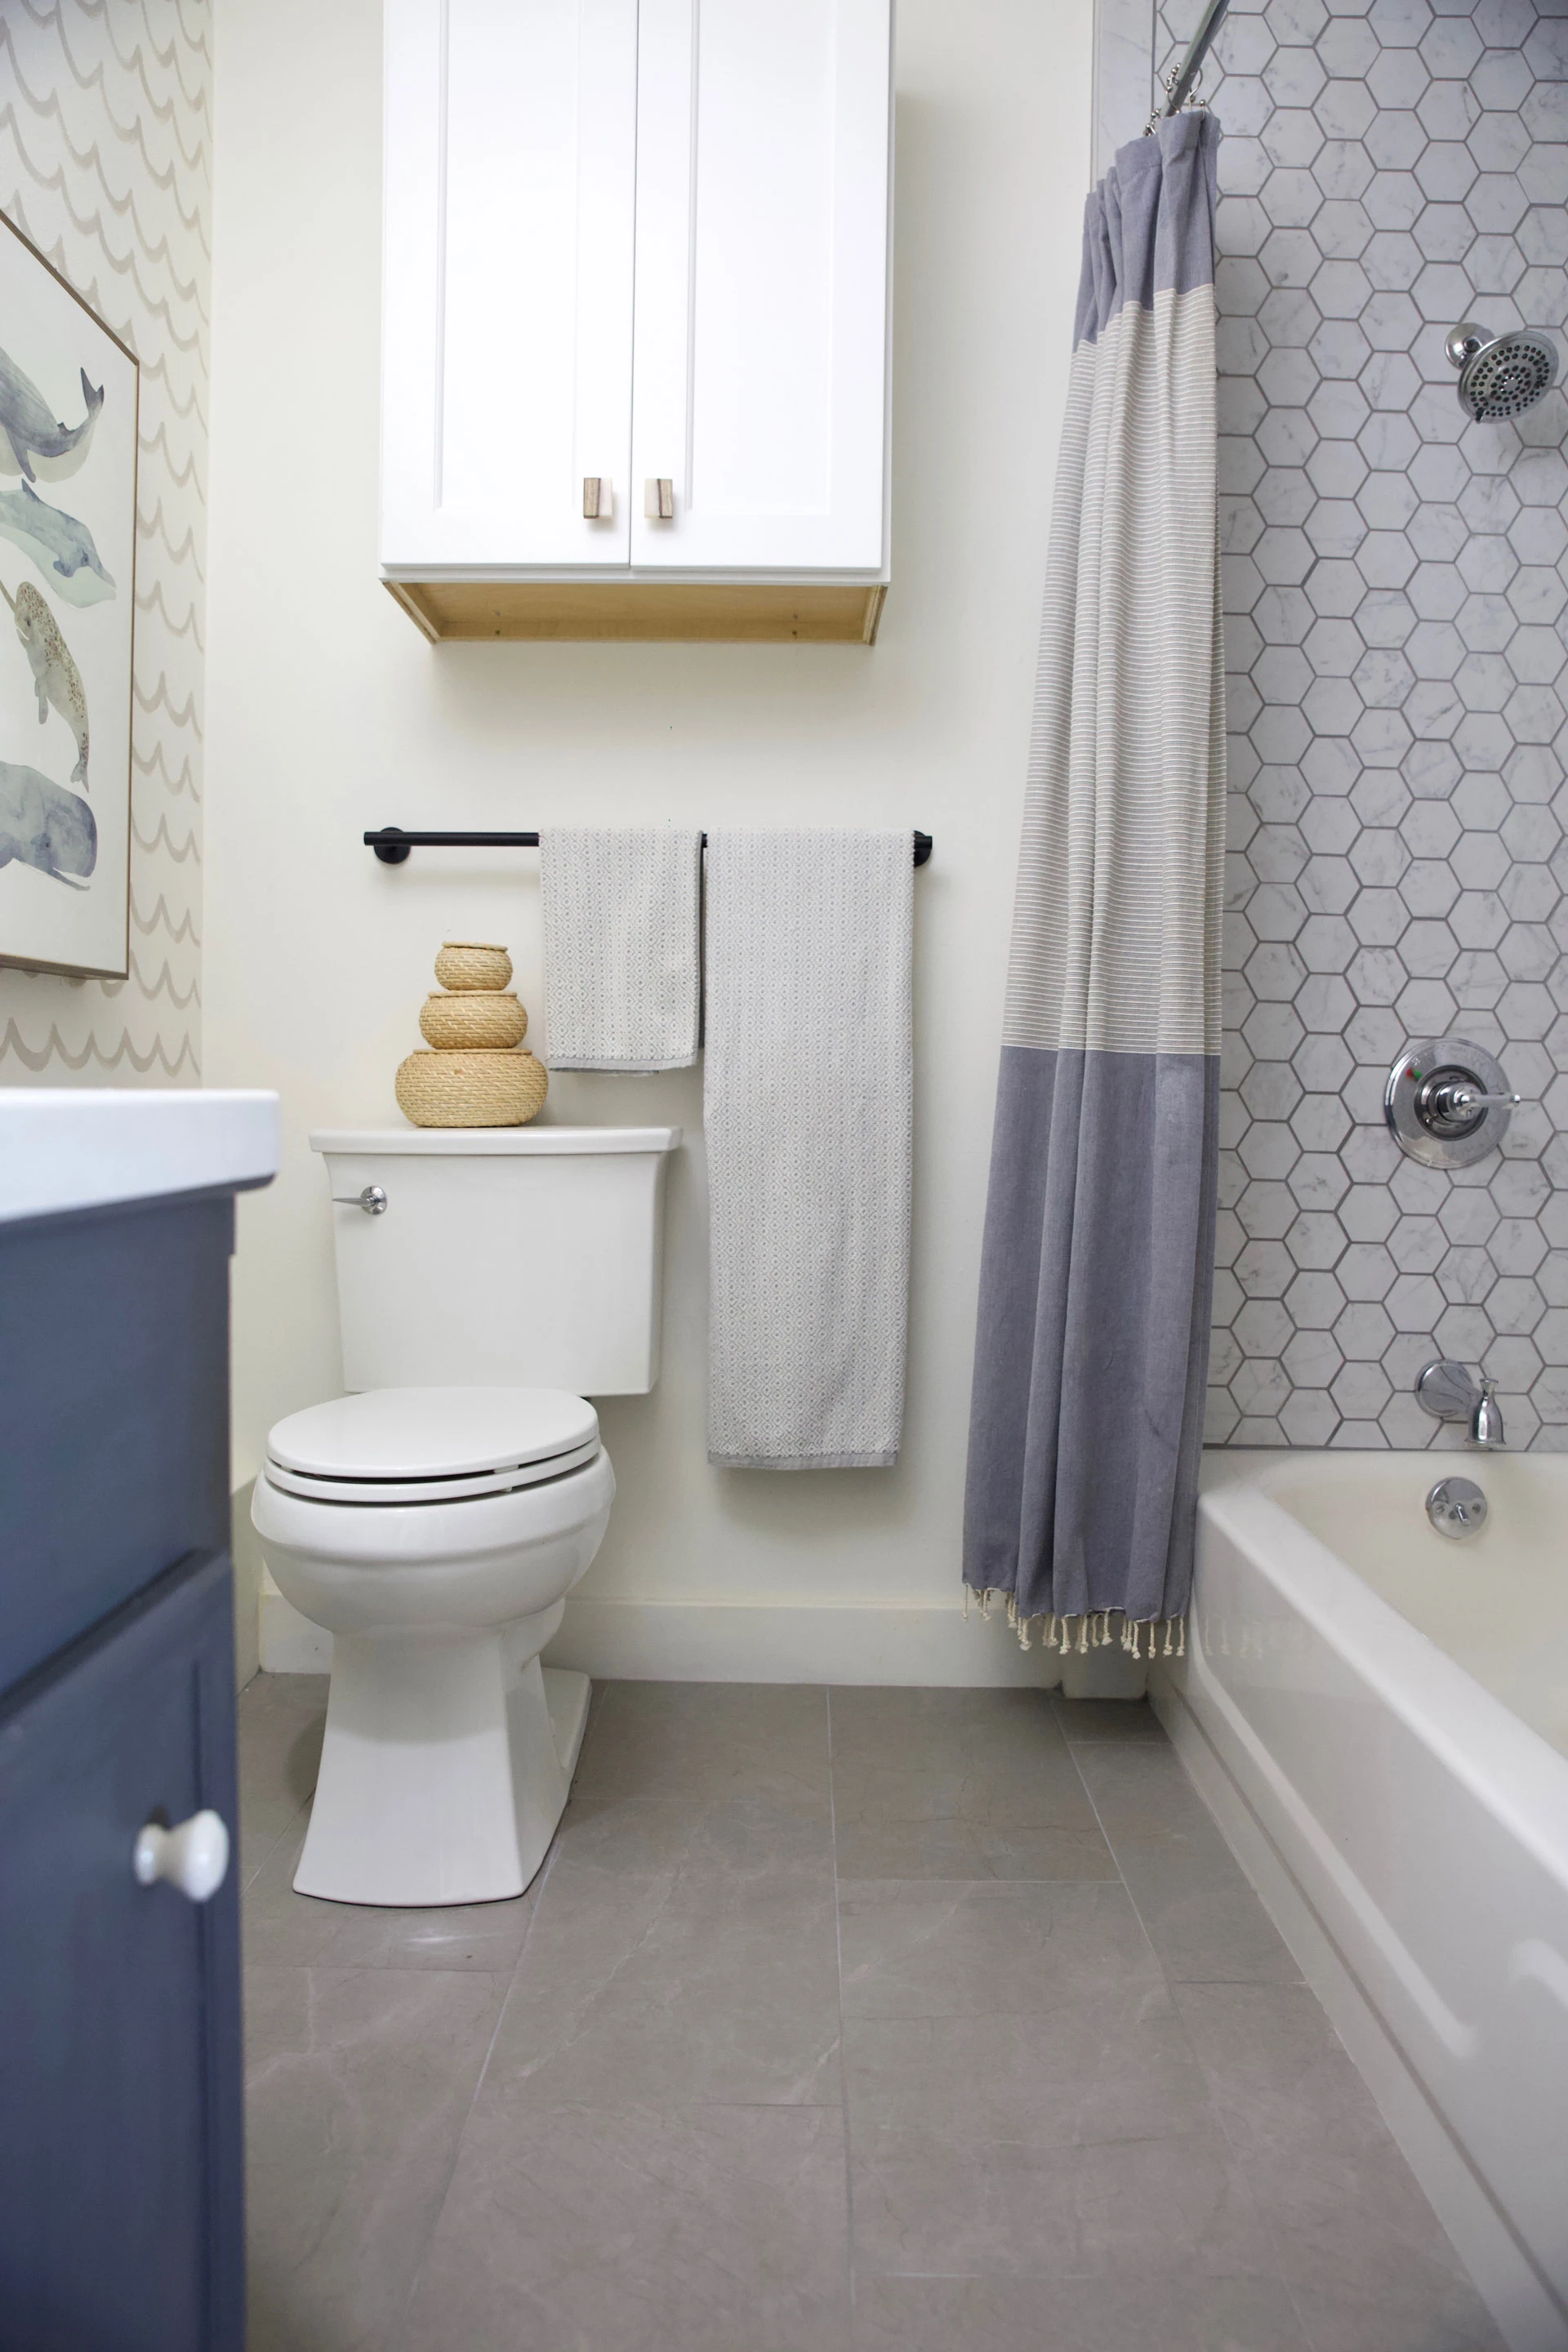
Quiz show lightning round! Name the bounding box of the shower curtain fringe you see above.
[964,1593,1187,1660]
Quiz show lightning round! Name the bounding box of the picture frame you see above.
[0,210,139,980]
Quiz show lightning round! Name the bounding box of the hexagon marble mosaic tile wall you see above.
[1139,0,1568,1448]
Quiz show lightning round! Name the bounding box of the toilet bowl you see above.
[252,1386,615,1906]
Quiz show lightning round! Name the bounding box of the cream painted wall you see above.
[204,0,1109,1686]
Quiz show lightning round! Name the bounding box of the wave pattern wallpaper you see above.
[0,0,207,1079]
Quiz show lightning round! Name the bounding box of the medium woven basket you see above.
[434,940,513,992]
[395,1048,548,1128]
[418,991,528,1049]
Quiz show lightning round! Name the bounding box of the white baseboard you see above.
[1151,1669,1566,2352]
[256,1576,1152,1695]
[258,1572,333,1673]
[546,1594,1149,1691]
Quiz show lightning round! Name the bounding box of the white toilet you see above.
[251,1124,679,1908]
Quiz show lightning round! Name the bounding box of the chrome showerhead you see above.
[1445,320,1560,421]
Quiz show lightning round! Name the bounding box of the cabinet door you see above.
[381,0,639,572]
[0,1552,243,2352]
[0,1192,232,1694]
[630,0,892,576]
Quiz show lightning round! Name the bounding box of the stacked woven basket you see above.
[394,940,549,1127]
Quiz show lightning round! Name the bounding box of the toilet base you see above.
[542,1663,591,1785]
[292,1626,591,1907]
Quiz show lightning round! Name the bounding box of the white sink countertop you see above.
[0,1089,280,1224]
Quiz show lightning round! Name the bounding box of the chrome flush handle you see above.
[332,1184,386,1214]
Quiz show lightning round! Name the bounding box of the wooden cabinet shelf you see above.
[385,579,887,645]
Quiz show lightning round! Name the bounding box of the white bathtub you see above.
[1154,1449,1568,2352]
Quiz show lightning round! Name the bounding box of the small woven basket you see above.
[419,990,528,1049]
[395,1049,548,1128]
[434,939,513,992]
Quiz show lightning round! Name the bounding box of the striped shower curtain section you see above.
[963,112,1225,1656]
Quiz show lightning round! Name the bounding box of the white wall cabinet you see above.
[381,0,893,642]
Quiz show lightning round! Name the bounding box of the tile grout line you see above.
[382,1734,577,2352]
[238,1792,310,1898]
[824,1686,859,2331]
[235,1682,327,1894]
[1052,1696,1317,2349]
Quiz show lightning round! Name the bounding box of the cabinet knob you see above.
[644,477,675,521]
[582,476,612,521]
[134,1810,231,1904]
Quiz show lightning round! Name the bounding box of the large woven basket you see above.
[418,991,528,1049]
[395,1048,548,1128]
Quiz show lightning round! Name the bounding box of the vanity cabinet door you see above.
[381,0,640,572]
[0,1549,243,2352]
[629,0,893,576]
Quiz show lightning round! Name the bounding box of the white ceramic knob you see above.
[133,1809,230,1903]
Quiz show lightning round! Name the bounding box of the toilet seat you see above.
[265,1384,599,1505]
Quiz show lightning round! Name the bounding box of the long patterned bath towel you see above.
[705,830,913,1469]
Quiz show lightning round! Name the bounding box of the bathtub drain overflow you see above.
[1426,1477,1488,1540]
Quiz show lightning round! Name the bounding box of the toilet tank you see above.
[310,1127,680,1395]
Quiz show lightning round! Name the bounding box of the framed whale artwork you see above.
[0,211,137,978]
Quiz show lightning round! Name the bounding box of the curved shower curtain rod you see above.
[1152,0,1232,123]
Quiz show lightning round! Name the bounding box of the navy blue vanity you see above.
[0,1091,277,2352]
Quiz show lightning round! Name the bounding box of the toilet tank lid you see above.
[310,1125,681,1156]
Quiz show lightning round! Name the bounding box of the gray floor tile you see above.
[840,1890,1276,2283]
[1053,1691,1166,1742]
[395,2101,853,2352]
[849,2114,1278,2282]
[235,1672,327,1882]
[832,1804,1119,1881]
[837,1878,1163,2019]
[483,1856,843,2109]
[1288,2282,1504,2352]
[828,1686,1117,1879]
[1176,1986,1504,2352]
[828,1686,1072,1772]
[555,1785,835,1884]
[842,1997,1214,2154]
[245,1962,506,2352]
[831,1783,1116,1882]
[575,1680,831,1806]
[1074,1744,1303,1984]
[852,2272,1311,2350]
[244,1809,537,1971]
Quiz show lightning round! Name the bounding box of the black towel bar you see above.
[365,826,933,867]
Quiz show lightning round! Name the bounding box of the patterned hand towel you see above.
[540,827,702,1070]
[704,830,913,1468]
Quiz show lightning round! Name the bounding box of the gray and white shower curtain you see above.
[963,113,1224,1657]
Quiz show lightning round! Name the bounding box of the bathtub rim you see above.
[1197,1450,1568,1895]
